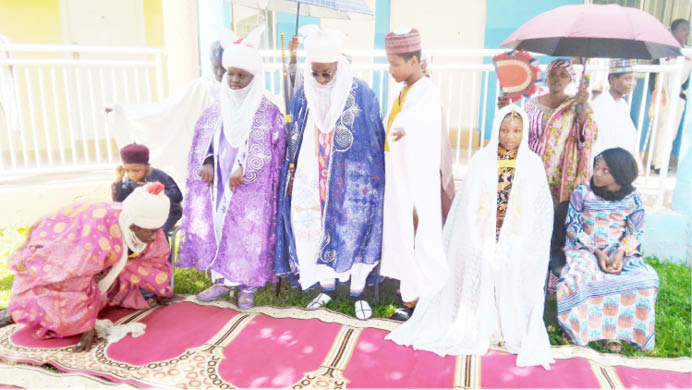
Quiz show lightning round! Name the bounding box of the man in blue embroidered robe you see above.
[275,25,385,320]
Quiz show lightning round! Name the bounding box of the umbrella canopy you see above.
[228,0,373,19]
[502,4,682,59]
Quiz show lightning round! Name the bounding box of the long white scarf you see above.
[219,72,264,147]
[97,212,145,293]
[303,55,353,133]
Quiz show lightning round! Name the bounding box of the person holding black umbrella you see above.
[500,59,597,206]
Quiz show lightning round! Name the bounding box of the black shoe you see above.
[390,306,414,322]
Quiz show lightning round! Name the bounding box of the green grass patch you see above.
[1,227,690,358]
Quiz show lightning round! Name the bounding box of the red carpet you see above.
[0,298,689,389]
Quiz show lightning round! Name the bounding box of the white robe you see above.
[386,105,555,370]
[591,90,640,164]
[106,75,220,188]
[652,53,691,169]
[380,77,447,302]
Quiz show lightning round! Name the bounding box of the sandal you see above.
[196,284,232,302]
[606,340,622,353]
[390,306,414,322]
[354,300,372,320]
[237,290,256,309]
[0,310,13,328]
[306,293,332,310]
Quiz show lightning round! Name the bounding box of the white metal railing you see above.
[0,44,165,175]
[1,45,689,208]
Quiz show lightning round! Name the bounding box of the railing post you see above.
[155,53,165,102]
[672,64,692,217]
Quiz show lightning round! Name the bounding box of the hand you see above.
[390,128,406,142]
[575,85,589,105]
[199,163,214,186]
[609,250,625,274]
[150,294,184,307]
[228,167,244,192]
[497,96,509,110]
[289,36,299,64]
[595,249,610,273]
[115,165,124,182]
[75,329,96,352]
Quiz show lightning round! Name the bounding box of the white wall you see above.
[390,0,486,54]
[163,0,200,96]
[320,0,377,52]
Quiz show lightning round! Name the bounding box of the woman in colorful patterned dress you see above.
[499,59,597,204]
[1,183,174,351]
[557,148,659,352]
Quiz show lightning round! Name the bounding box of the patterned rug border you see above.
[0,362,137,388]
[186,296,692,373]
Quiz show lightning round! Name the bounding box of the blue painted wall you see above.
[197,0,231,78]
[672,86,692,217]
[482,0,583,139]
[372,0,390,115]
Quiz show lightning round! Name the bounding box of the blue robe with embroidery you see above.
[274,79,385,284]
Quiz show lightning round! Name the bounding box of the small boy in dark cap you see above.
[113,143,183,235]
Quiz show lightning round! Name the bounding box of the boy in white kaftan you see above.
[380,28,447,321]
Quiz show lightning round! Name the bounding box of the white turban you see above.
[121,182,170,229]
[118,182,170,254]
[220,25,265,75]
[300,25,345,64]
[217,25,267,147]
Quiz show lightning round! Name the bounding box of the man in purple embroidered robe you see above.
[177,26,286,308]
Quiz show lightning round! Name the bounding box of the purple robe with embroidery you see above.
[177,97,286,288]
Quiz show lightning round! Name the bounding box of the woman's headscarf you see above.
[546,59,577,82]
[591,147,638,200]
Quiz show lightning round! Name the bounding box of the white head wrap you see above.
[301,24,345,63]
[118,182,170,253]
[218,25,266,147]
[299,25,353,133]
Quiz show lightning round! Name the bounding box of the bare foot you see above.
[74,329,96,352]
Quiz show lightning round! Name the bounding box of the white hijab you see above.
[218,26,266,147]
[387,105,555,369]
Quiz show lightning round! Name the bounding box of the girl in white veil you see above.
[386,104,555,369]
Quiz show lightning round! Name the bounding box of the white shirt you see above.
[591,90,640,164]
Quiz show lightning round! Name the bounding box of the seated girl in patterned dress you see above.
[557,148,659,352]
